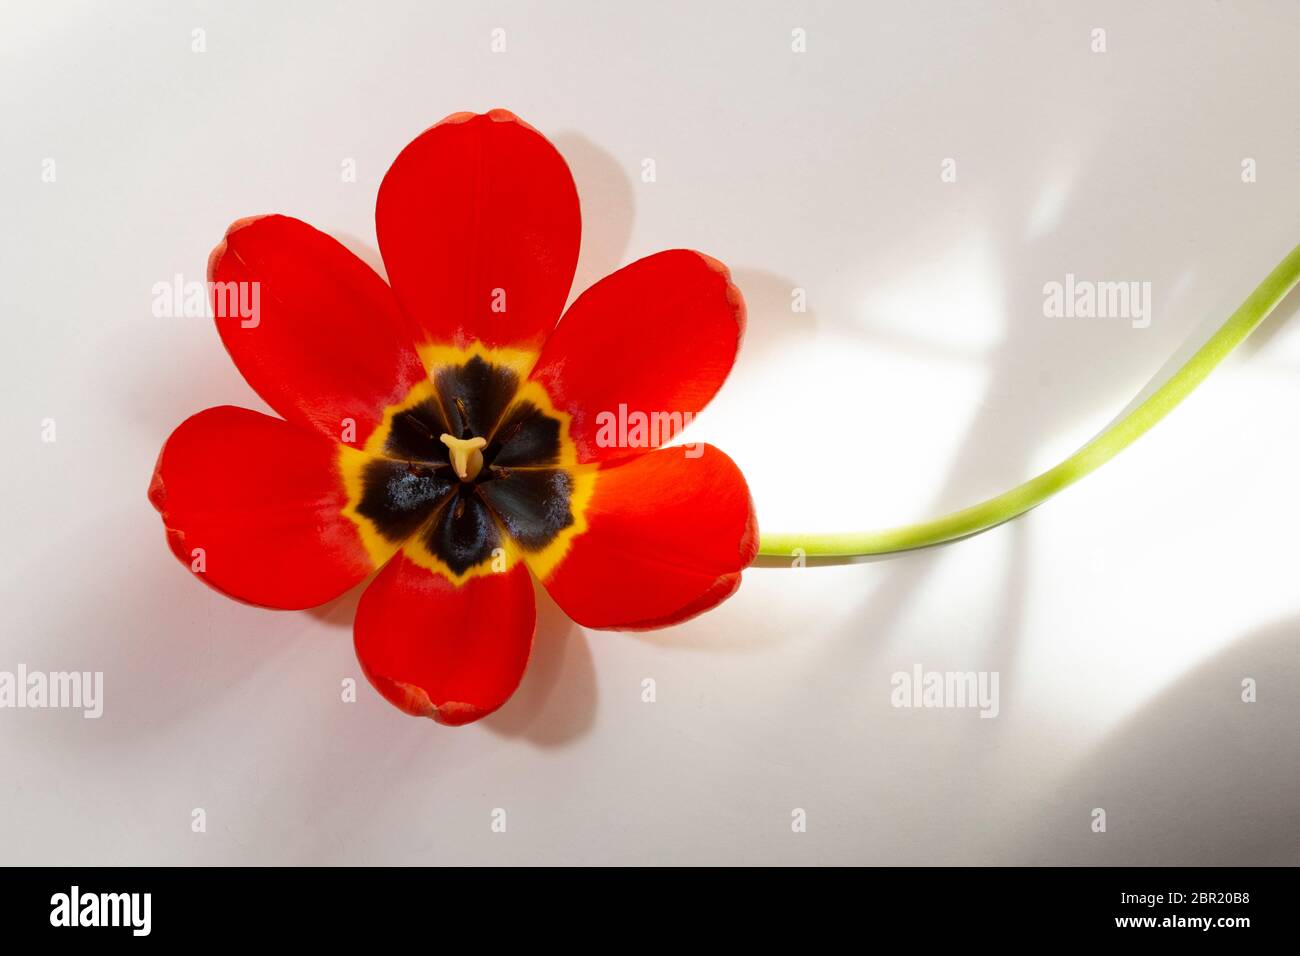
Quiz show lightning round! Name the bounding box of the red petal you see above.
[354,553,536,724]
[538,445,758,629]
[209,215,427,446]
[529,250,745,462]
[376,109,581,354]
[149,406,380,610]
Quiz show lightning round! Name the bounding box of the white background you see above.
[2,0,1298,865]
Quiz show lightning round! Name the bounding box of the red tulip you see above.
[149,109,758,725]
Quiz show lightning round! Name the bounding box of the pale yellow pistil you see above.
[440,434,488,481]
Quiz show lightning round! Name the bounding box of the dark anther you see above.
[496,415,526,447]
[454,397,471,438]
[406,415,436,440]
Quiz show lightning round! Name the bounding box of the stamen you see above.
[406,415,436,441]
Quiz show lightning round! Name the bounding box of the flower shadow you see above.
[552,131,636,302]
[483,579,597,747]
[1006,614,1300,865]
[726,266,818,370]
[9,508,304,752]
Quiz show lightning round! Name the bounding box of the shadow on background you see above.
[484,579,597,746]
[1010,615,1300,865]
[554,131,635,300]
[727,267,818,364]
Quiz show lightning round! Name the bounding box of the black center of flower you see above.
[354,355,575,575]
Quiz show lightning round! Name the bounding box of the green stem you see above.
[758,244,1300,558]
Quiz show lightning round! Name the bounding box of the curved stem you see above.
[758,244,1300,558]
